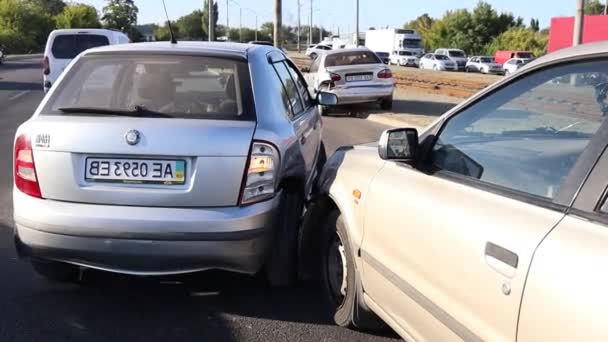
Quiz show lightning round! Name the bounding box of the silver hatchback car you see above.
[13,42,336,286]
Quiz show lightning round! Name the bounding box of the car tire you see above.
[310,52,317,60]
[433,64,439,71]
[320,210,386,330]
[380,95,393,111]
[31,258,79,282]
[265,189,305,288]
[505,69,511,76]
[465,67,470,72]
[319,104,328,116]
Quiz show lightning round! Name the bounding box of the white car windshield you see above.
[480,57,494,63]
[448,51,466,58]
[436,55,450,61]
[398,51,413,56]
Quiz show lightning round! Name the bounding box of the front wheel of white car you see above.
[320,210,386,330]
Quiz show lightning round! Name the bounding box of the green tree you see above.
[0,0,54,53]
[202,0,218,40]
[529,18,540,32]
[486,27,548,57]
[102,0,138,38]
[55,3,101,29]
[154,21,179,41]
[177,10,205,40]
[26,0,65,16]
[585,0,606,15]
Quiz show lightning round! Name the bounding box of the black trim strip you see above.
[361,250,484,342]
[485,242,518,268]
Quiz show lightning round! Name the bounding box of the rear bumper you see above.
[13,190,281,275]
[328,84,394,104]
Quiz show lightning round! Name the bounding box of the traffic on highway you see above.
[2,0,608,341]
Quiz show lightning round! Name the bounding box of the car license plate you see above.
[85,158,186,185]
[346,74,372,82]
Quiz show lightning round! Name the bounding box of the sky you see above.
[80,0,581,33]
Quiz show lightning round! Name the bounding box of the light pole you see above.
[226,0,229,35]
[208,0,215,41]
[355,0,359,46]
[309,0,312,46]
[297,0,301,52]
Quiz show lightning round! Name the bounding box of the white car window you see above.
[432,60,607,199]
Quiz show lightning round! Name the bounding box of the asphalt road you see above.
[0,57,396,342]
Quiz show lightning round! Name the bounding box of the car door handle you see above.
[485,242,518,278]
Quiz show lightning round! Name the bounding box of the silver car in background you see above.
[389,49,419,67]
[419,53,457,71]
[305,47,395,115]
[466,56,504,74]
[13,42,336,286]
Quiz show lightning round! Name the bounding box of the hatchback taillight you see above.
[14,135,42,198]
[378,69,392,79]
[43,56,50,75]
[330,73,341,82]
[240,142,280,205]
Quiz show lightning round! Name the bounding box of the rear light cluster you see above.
[14,135,42,198]
[378,69,393,79]
[240,142,280,205]
[43,56,50,75]
[330,73,341,82]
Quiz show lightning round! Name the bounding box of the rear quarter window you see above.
[51,34,110,59]
[42,54,254,120]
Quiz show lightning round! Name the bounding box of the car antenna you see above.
[162,0,177,44]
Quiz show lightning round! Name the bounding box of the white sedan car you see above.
[503,57,533,75]
[465,56,504,74]
[419,53,457,71]
[305,47,394,114]
[389,50,419,67]
[306,44,332,59]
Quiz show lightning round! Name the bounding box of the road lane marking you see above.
[8,90,30,101]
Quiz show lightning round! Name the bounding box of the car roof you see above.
[81,41,270,59]
[527,40,608,67]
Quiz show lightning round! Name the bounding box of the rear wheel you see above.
[321,210,385,330]
[31,259,79,282]
[265,189,305,287]
[310,52,318,60]
[380,95,393,111]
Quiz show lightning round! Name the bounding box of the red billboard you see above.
[548,15,608,53]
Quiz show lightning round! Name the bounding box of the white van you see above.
[434,48,468,71]
[43,29,130,92]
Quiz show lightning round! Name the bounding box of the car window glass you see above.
[431,60,607,199]
[273,61,304,115]
[436,55,449,60]
[285,60,312,107]
[325,51,381,67]
[43,55,247,119]
[51,34,110,59]
[309,57,321,73]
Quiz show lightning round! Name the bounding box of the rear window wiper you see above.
[57,106,174,118]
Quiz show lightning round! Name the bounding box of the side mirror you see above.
[378,128,418,161]
[317,92,338,106]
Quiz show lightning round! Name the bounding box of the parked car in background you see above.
[43,29,130,93]
[435,48,468,71]
[14,41,337,287]
[465,56,504,74]
[419,53,457,71]
[304,40,608,342]
[503,57,533,75]
[248,40,273,46]
[375,51,390,64]
[495,50,535,65]
[389,50,419,67]
[0,46,4,65]
[305,47,394,115]
[306,43,332,59]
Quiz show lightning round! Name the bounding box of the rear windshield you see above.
[51,34,110,59]
[517,52,534,59]
[325,51,381,67]
[448,50,465,58]
[398,51,413,56]
[42,54,251,120]
[480,57,494,63]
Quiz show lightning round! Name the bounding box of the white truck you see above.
[364,28,424,57]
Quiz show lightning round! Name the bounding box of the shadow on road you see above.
[0,61,41,71]
[0,81,42,91]
[324,99,456,119]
